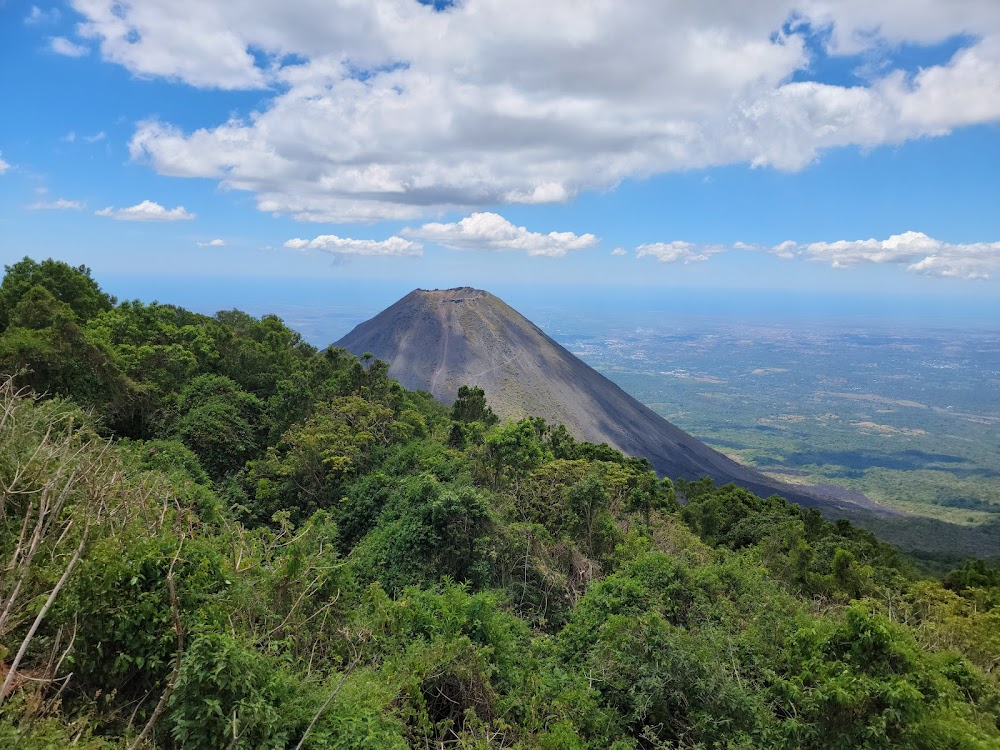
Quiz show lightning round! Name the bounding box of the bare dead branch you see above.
[1,519,91,703]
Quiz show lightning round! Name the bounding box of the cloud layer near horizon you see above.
[799,232,1000,280]
[637,241,726,265]
[284,213,597,257]
[285,217,997,279]
[61,0,1000,222]
[636,231,1000,279]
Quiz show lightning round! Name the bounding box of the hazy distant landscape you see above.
[520,309,999,554]
[196,282,1000,556]
[193,283,998,527]
[204,283,998,555]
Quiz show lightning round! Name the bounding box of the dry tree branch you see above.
[0,518,91,703]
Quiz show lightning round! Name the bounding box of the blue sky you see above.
[1,0,999,313]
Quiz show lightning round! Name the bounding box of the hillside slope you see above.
[336,287,885,516]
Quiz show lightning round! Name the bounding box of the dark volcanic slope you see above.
[337,287,886,516]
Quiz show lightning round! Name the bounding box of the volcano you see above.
[336,287,884,516]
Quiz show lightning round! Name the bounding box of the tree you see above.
[247,396,399,524]
[451,386,498,426]
[212,311,311,399]
[173,375,265,479]
[626,473,677,527]
[481,419,549,491]
[0,285,133,416]
[0,257,115,331]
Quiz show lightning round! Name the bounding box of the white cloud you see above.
[64,1,1000,220]
[636,241,725,264]
[95,200,195,221]
[50,36,89,57]
[693,231,1000,280]
[801,0,1000,54]
[26,6,60,25]
[197,238,225,247]
[29,198,85,210]
[61,131,77,143]
[798,231,1000,279]
[74,0,269,89]
[408,212,597,257]
[611,247,628,257]
[733,239,798,259]
[767,240,799,260]
[0,155,9,175]
[283,234,422,257]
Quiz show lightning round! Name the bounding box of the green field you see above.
[549,316,1000,558]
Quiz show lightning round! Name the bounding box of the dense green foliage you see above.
[1,259,998,748]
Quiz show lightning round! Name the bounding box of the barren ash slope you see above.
[337,287,886,517]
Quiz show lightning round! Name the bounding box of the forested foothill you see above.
[1,258,998,748]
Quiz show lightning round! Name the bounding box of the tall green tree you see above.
[0,257,115,331]
[172,374,266,479]
[0,285,132,417]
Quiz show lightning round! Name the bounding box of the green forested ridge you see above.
[0,257,998,749]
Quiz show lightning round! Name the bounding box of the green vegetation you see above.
[1,258,998,748]
[588,322,1000,559]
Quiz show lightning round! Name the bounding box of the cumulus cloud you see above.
[197,238,225,247]
[50,36,88,57]
[797,231,1000,279]
[95,200,195,221]
[801,0,1000,54]
[408,212,597,257]
[0,155,9,175]
[29,198,85,210]
[283,235,422,257]
[64,1,1000,221]
[611,247,628,257]
[632,231,999,279]
[636,241,725,264]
